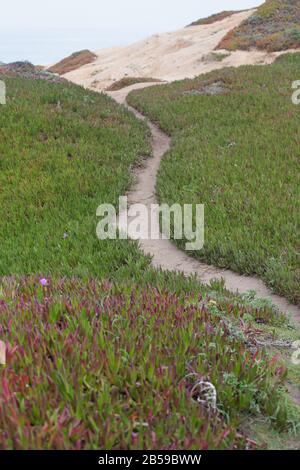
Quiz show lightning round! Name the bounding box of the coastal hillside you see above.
[64,10,276,91]
[63,2,300,92]
[1,1,300,450]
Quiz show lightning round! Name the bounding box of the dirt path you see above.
[108,83,300,326]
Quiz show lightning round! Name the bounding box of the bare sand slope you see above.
[65,9,286,91]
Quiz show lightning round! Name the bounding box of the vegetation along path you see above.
[108,82,300,325]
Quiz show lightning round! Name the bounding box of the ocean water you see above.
[0,23,175,66]
[0,29,123,65]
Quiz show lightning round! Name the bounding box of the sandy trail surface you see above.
[108,83,300,325]
[65,10,292,91]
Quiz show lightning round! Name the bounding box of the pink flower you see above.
[39,278,48,287]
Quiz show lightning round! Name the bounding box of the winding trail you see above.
[108,83,300,325]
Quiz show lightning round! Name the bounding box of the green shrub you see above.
[218,0,300,52]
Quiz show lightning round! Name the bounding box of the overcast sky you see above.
[1,0,262,64]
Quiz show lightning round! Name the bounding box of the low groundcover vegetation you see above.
[0,55,299,451]
[0,277,296,450]
[128,53,300,305]
[0,74,152,281]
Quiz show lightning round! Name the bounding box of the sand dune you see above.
[65,9,292,91]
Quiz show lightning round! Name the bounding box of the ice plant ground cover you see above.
[0,276,299,450]
[0,74,154,281]
[0,58,299,450]
[127,53,300,305]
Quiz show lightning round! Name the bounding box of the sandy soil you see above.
[108,83,300,324]
[65,9,293,91]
